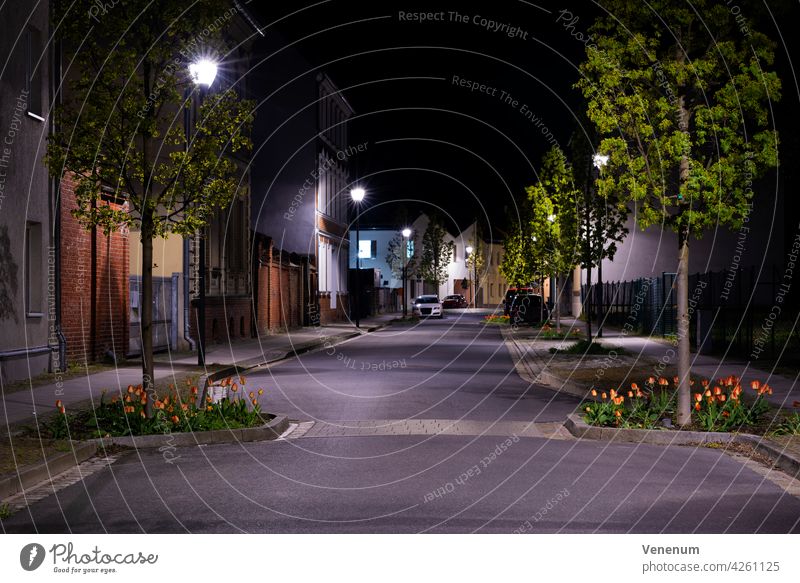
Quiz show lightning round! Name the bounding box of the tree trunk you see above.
[555,274,561,333]
[676,230,691,425]
[586,264,592,339]
[141,217,156,417]
[596,255,604,338]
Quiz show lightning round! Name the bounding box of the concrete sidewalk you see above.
[511,317,800,410]
[0,312,399,429]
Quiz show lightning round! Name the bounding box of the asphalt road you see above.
[3,311,800,533]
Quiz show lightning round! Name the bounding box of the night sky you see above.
[251,0,800,243]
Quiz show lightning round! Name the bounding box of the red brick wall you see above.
[318,292,349,325]
[253,237,304,334]
[59,174,129,364]
[189,296,251,345]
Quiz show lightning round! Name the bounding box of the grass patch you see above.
[0,437,73,476]
[549,339,624,355]
[0,503,11,519]
[390,316,420,326]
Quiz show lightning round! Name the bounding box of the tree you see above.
[47,1,254,416]
[577,0,780,424]
[419,214,454,291]
[465,221,486,306]
[570,118,629,338]
[526,146,580,331]
[386,232,416,281]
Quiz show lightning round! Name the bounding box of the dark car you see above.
[442,294,467,309]
[509,292,549,326]
[504,287,535,316]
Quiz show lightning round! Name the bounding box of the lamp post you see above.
[464,245,478,308]
[592,153,608,338]
[402,228,411,317]
[187,58,217,366]
[351,187,366,328]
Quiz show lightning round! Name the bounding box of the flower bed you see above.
[581,375,781,433]
[39,377,271,439]
[483,314,510,324]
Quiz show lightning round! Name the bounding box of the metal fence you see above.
[582,265,795,360]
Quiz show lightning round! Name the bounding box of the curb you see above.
[199,325,391,392]
[87,414,290,450]
[0,440,98,500]
[564,413,800,477]
[502,328,590,399]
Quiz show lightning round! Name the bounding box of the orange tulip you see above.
[614,410,622,417]
[719,394,726,402]
[55,399,63,408]
[258,389,264,396]
[585,407,592,413]
[59,406,66,414]
[190,386,198,395]
[701,379,709,387]
[750,380,761,390]
[704,389,712,397]
[207,405,213,412]
[627,391,634,398]
[792,401,800,408]
[713,386,722,396]
[125,395,132,403]
[171,415,180,424]
[127,385,135,393]
[140,411,146,418]
[249,391,255,399]
[694,393,702,402]
[659,377,669,386]
[231,385,238,393]
[591,389,598,397]
[647,376,656,384]
[252,398,258,406]
[239,376,247,385]
[673,376,679,384]
[694,402,701,411]
[601,392,607,399]
[631,383,639,391]
[610,389,617,399]
[181,404,188,411]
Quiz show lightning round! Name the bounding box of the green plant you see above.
[692,378,772,432]
[483,314,510,325]
[39,378,269,439]
[772,413,800,436]
[0,503,12,519]
[550,339,621,355]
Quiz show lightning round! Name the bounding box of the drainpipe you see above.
[183,237,196,351]
[51,7,67,370]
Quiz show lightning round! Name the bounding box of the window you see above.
[25,26,43,119]
[25,222,43,315]
[358,240,376,259]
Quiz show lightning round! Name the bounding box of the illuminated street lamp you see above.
[188,58,218,367]
[351,188,366,328]
[402,228,412,317]
[592,151,609,337]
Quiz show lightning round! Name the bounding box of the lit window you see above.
[358,240,375,259]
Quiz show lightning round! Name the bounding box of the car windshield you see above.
[445,296,459,300]
[416,296,439,304]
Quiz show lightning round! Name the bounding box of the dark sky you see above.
[250,0,800,241]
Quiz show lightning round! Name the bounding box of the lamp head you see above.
[402,228,412,238]
[350,187,366,202]
[189,59,218,87]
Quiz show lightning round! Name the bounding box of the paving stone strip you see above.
[2,454,122,515]
[285,419,573,440]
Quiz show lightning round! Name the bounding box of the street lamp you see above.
[466,245,477,308]
[592,152,608,337]
[351,188,366,328]
[402,228,412,317]
[187,57,218,367]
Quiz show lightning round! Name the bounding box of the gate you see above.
[129,276,174,355]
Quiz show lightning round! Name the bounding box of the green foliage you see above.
[575,0,780,239]
[39,382,268,439]
[47,0,254,238]
[386,232,416,281]
[0,503,11,520]
[772,413,800,436]
[550,339,621,355]
[419,214,454,288]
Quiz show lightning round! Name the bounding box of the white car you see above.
[412,295,443,319]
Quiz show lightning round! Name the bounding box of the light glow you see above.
[189,59,218,87]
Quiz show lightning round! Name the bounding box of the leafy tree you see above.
[465,221,487,305]
[386,232,416,281]
[47,0,254,416]
[526,146,580,331]
[419,214,454,291]
[570,119,629,338]
[576,0,780,423]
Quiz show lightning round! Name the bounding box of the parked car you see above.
[442,294,467,309]
[412,295,443,318]
[504,287,535,316]
[509,292,549,326]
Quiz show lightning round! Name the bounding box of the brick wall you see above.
[253,236,306,333]
[188,296,251,346]
[59,174,129,364]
